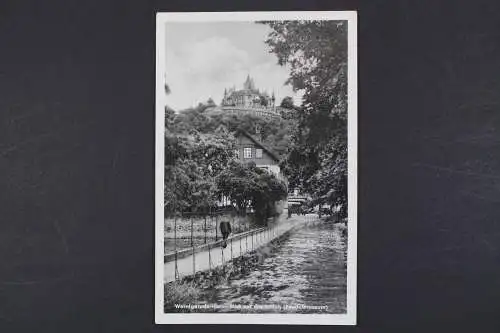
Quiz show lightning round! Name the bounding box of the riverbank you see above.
[164,216,347,314]
[163,214,309,283]
[164,228,295,312]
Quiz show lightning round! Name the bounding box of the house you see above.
[234,130,288,217]
[215,130,288,215]
[234,130,286,184]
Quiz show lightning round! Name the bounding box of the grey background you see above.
[1,0,500,331]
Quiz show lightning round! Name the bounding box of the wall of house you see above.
[256,164,280,177]
[236,135,278,166]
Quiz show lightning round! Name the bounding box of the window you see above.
[255,148,263,158]
[244,147,252,159]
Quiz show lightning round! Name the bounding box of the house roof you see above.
[236,129,280,162]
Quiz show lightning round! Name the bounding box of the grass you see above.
[164,280,200,311]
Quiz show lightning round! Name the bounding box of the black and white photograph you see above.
[7,1,500,331]
[155,11,357,325]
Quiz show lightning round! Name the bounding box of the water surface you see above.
[196,219,347,313]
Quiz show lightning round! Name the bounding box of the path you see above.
[164,215,309,283]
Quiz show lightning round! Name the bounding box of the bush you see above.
[164,280,200,310]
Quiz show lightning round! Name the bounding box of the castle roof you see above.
[243,74,256,90]
[225,75,264,96]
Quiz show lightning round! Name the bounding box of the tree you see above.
[166,98,290,220]
[261,20,348,218]
[259,95,268,107]
[250,166,288,224]
[165,125,237,214]
[164,83,238,214]
[280,96,295,109]
[216,161,287,225]
[175,103,294,159]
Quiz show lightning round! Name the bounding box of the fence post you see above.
[208,243,212,272]
[204,213,207,244]
[221,246,224,267]
[190,215,194,247]
[215,215,218,242]
[174,214,177,252]
[174,215,178,280]
[239,233,242,257]
[209,215,213,243]
[192,246,196,275]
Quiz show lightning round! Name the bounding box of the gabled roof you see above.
[235,129,280,162]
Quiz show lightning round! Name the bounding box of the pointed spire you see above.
[243,74,257,91]
[243,74,251,90]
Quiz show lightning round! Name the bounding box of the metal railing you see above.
[164,211,256,251]
[164,213,319,282]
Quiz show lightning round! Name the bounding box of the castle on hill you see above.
[206,75,283,119]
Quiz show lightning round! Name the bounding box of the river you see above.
[195,215,347,314]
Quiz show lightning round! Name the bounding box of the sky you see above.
[163,21,303,111]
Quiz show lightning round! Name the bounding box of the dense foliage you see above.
[261,20,348,218]
[165,110,236,213]
[172,102,294,159]
[217,161,287,224]
[165,19,348,220]
[165,98,288,222]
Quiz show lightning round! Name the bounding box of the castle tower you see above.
[218,77,282,119]
[243,74,255,90]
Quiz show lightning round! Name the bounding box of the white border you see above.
[155,11,357,325]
